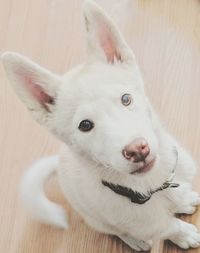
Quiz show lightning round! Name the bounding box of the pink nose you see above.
[122,138,150,162]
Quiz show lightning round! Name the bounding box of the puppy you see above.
[2,0,200,251]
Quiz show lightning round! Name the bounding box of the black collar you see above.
[102,147,179,205]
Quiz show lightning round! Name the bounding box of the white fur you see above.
[20,156,68,229]
[1,0,200,250]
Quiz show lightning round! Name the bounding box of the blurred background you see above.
[0,0,200,252]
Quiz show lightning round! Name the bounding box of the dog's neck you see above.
[101,147,179,204]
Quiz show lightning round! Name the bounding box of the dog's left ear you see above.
[83,0,135,64]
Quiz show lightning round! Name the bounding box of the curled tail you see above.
[20,155,68,229]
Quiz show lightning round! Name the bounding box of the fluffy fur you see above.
[2,0,200,251]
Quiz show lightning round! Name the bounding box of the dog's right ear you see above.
[83,0,135,64]
[1,52,61,126]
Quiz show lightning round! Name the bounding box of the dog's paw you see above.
[176,191,200,214]
[171,223,200,249]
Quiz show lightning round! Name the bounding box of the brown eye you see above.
[78,119,94,132]
[121,93,132,106]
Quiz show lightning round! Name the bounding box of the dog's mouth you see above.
[130,157,156,175]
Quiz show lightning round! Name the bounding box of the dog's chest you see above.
[58,149,172,239]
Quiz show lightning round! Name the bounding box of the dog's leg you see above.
[168,184,200,215]
[85,217,152,251]
[161,218,200,249]
[118,234,152,251]
[167,145,200,214]
[84,216,123,236]
[175,189,200,214]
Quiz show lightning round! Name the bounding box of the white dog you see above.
[2,0,200,251]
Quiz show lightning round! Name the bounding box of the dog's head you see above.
[2,1,161,175]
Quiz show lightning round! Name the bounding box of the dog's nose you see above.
[122,138,150,162]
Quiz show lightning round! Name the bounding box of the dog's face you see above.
[55,63,159,175]
[2,0,159,175]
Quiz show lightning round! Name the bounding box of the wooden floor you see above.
[1,0,200,252]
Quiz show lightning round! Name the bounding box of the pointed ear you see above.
[1,52,61,125]
[83,0,135,64]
